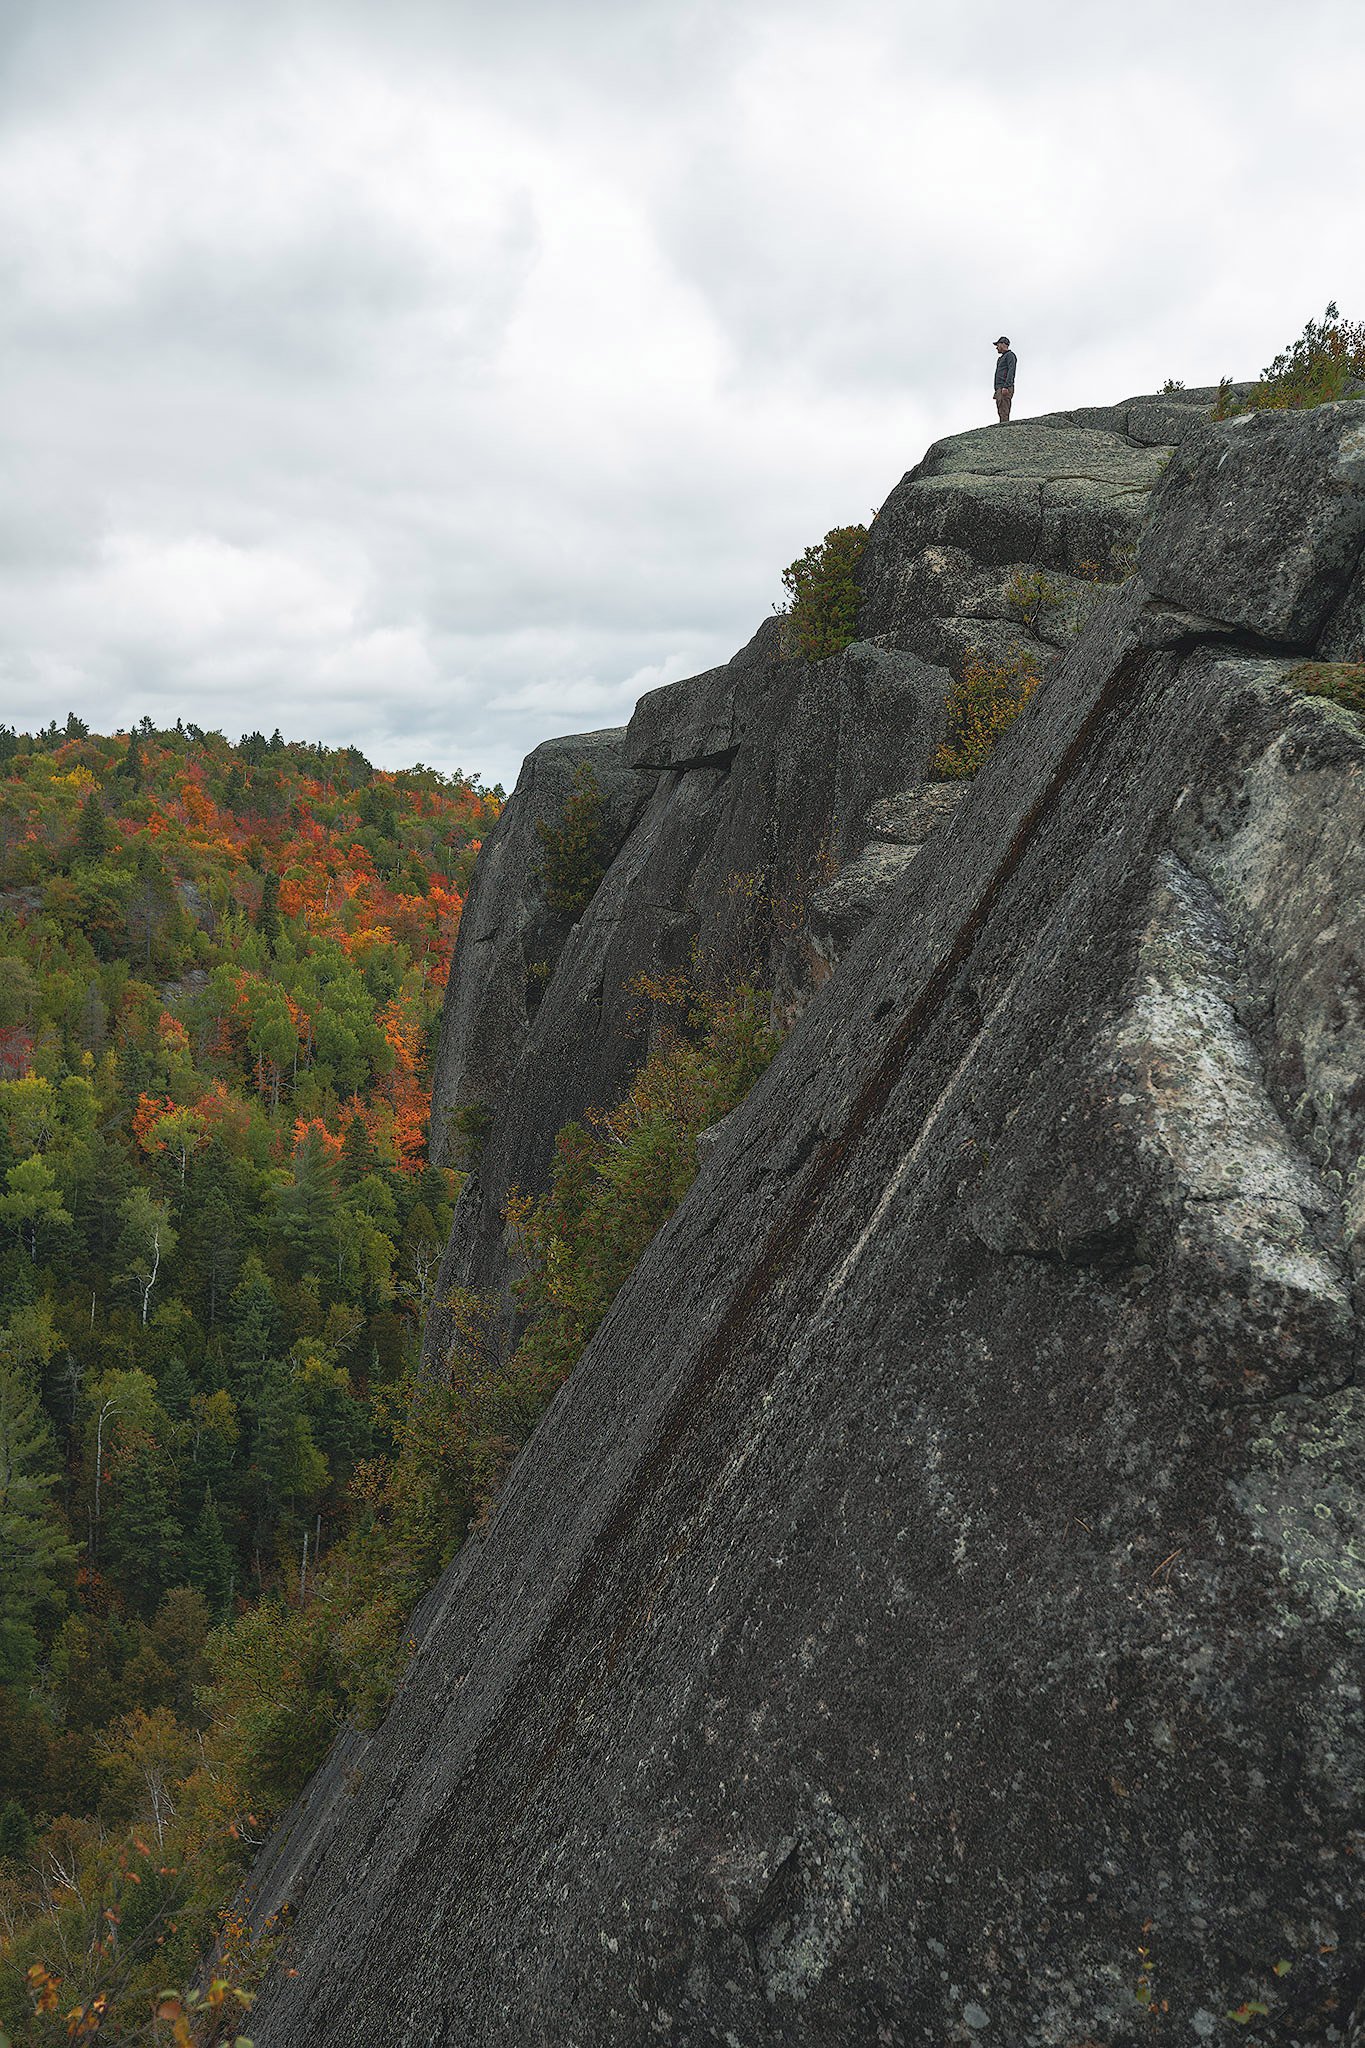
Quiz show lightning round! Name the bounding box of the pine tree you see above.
[73,1136,136,1271]
[102,1430,181,1620]
[276,1128,338,1279]
[256,869,281,949]
[185,1492,235,1621]
[250,1361,327,1550]
[156,1352,193,1421]
[74,793,109,863]
[0,1796,36,1865]
[340,1113,379,1186]
[0,1358,77,1682]
[185,1168,240,1328]
[230,1255,283,1395]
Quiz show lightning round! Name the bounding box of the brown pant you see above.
[995,385,1014,423]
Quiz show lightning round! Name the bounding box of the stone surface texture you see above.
[423,397,1206,1358]
[248,400,1365,2048]
[426,725,654,1167]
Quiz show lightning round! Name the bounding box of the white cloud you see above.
[0,0,1360,787]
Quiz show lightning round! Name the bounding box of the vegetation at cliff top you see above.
[933,648,1042,781]
[1214,302,1365,417]
[0,715,499,2042]
[779,523,869,661]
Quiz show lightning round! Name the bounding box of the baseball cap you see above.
[994,335,1010,346]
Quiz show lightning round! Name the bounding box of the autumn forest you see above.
[0,713,498,2039]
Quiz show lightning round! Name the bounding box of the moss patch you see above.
[1288,662,1365,718]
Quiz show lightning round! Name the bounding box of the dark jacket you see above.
[994,349,1017,390]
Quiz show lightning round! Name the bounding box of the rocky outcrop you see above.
[426,724,654,1166]
[249,399,1365,2046]
[424,396,1212,1359]
[423,628,959,1368]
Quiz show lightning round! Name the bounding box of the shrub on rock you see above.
[1289,661,1365,716]
[932,648,1041,780]
[779,524,868,661]
[535,764,611,921]
[1214,302,1365,416]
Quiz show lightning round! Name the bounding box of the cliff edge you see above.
[249,395,1365,2046]
[423,393,1215,1362]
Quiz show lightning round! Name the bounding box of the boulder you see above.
[858,422,1165,645]
[865,781,966,845]
[625,618,780,770]
[810,786,968,970]
[1138,402,1365,644]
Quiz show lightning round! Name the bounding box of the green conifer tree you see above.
[276,1128,338,1279]
[340,1113,379,1186]
[0,1796,36,1865]
[102,1430,181,1620]
[221,764,247,815]
[256,869,281,949]
[74,793,109,864]
[0,1358,77,1682]
[156,1352,193,1421]
[185,1492,235,1621]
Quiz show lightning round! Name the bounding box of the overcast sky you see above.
[1,0,1360,789]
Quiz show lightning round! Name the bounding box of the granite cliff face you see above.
[249,394,1365,2046]
[423,392,1217,1361]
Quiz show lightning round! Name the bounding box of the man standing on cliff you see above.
[993,336,1016,423]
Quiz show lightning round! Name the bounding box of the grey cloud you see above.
[0,0,1359,790]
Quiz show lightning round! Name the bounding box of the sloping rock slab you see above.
[251,528,1365,2041]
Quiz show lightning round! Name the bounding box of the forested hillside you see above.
[0,715,497,2039]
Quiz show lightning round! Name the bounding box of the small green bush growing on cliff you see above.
[535,764,611,920]
[779,524,868,661]
[933,648,1042,780]
[1005,569,1065,632]
[1288,662,1365,718]
[446,1099,492,1170]
[1213,303,1365,417]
